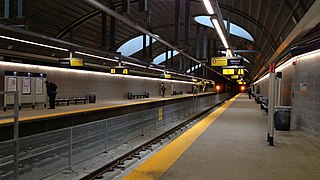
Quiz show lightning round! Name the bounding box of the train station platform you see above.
[0,92,219,140]
[123,94,320,180]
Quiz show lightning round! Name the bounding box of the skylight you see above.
[187,64,202,73]
[194,16,254,41]
[117,35,157,56]
[153,50,179,65]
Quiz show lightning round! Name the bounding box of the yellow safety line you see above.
[0,92,216,125]
[123,94,240,180]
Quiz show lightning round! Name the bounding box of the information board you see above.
[7,77,17,91]
[211,57,227,66]
[23,77,31,94]
[36,78,43,94]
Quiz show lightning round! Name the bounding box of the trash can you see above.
[127,92,133,100]
[274,106,291,131]
[88,92,96,103]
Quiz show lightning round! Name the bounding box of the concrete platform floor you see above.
[124,94,320,180]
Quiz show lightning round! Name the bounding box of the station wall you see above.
[255,51,320,136]
[0,63,194,108]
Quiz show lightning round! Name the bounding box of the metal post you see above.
[104,120,108,152]
[174,0,180,46]
[196,25,200,59]
[4,0,10,18]
[69,128,73,170]
[267,64,276,146]
[185,0,190,46]
[101,12,107,48]
[13,91,19,180]
[143,34,146,59]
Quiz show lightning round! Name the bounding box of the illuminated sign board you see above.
[110,66,129,75]
[59,58,84,67]
[222,69,244,75]
[164,74,171,79]
[211,57,227,66]
[211,57,244,66]
[227,57,243,66]
[231,75,239,79]
[238,82,246,84]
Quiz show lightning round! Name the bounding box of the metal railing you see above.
[0,93,231,180]
[0,91,19,180]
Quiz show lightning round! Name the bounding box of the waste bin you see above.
[88,92,96,103]
[274,106,291,131]
[127,92,133,100]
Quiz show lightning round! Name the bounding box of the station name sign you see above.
[211,57,244,66]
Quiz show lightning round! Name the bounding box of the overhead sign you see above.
[211,57,227,66]
[223,69,244,75]
[227,57,243,66]
[70,58,84,66]
[59,58,84,67]
[164,74,171,79]
[231,75,239,79]
[110,66,129,75]
[211,57,244,66]
[238,82,246,84]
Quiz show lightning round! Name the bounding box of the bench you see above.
[55,98,72,106]
[172,90,183,95]
[260,97,269,113]
[128,92,149,99]
[72,97,88,104]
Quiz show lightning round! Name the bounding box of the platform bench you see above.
[55,98,72,106]
[72,97,88,104]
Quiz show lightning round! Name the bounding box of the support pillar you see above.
[267,63,276,146]
[174,0,180,46]
[101,12,107,48]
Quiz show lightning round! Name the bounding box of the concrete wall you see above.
[255,51,320,136]
[0,63,195,107]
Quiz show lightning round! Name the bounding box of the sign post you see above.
[267,63,276,146]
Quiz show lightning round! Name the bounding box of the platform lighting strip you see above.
[211,19,229,49]
[75,51,118,62]
[0,61,195,84]
[203,0,214,14]
[254,49,320,84]
[122,61,146,68]
[0,35,69,52]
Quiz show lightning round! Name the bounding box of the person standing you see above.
[45,81,57,109]
[161,82,166,98]
[247,87,252,99]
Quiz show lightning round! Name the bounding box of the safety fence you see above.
[0,93,231,180]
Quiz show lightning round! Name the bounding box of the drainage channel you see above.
[80,100,228,180]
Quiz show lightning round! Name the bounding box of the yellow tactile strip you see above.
[0,92,215,125]
[123,94,239,180]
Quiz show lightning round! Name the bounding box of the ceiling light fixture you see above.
[0,35,69,52]
[75,51,118,62]
[202,0,214,14]
[122,61,146,68]
[211,18,229,49]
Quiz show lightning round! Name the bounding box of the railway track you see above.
[80,99,228,180]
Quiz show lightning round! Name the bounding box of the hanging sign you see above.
[211,57,228,66]
[223,69,244,75]
[231,75,239,79]
[110,66,129,75]
[227,57,244,66]
[70,58,84,66]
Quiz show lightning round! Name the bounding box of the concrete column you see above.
[174,0,180,46]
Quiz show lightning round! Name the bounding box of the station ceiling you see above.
[0,0,318,83]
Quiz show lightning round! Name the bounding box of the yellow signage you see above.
[123,69,128,75]
[70,58,84,66]
[223,69,235,75]
[231,75,239,79]
[111,68,116,74]
[236,69,244,75]
[164,74,171,79]
[238,82,246,84]
[223,69,244,75]
[192,79,197,83]
[211,57,227,66]
[237,80,242,82]
[158,108,163,121]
